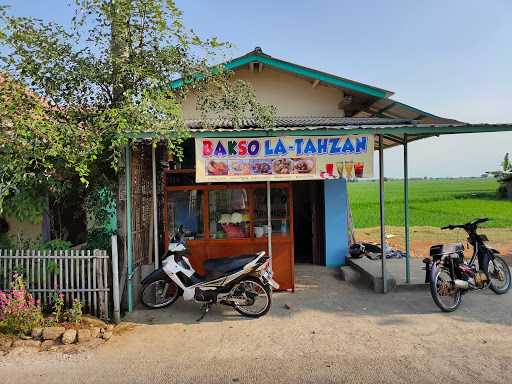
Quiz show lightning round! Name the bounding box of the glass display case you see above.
[208,189,249,239]
[164,183,291,243]
[252,188,290,237]
[163,180,294,291]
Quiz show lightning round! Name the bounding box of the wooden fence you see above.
[0,249,110,320]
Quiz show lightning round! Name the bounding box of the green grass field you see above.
[347,178,512,229]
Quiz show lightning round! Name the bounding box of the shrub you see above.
[0,274,43,334]
[49,290,65,323]
[42,239,72,251]
[65,299,83,323]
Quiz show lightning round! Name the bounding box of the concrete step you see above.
[339,265,361,283]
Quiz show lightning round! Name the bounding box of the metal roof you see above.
[185,116,414,129]
[137,117,512,150]
[182,117,512,150]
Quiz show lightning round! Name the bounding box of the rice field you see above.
[347,178,512,229]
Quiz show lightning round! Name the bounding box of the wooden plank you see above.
[81,251,85,305]
[65,252,70,303]
[31,252,35,293]
[92,256,97,316]
[70,250,75,304]
[36,250,41,304]
[87,250,92,313]
[103,251,109,319]
[42,251,47,307]
[53,251,58,299]
[96,250,106,318]
[60,253,64,302]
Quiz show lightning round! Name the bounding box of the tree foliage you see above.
[0,1,275,219]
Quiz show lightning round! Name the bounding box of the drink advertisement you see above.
[195,135,374,182]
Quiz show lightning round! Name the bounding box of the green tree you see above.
[0,1,275,220]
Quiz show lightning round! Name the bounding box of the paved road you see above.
[1,264,511,384]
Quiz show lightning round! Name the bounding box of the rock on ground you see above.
[77,329,92,343]
[40,340,60,352]
[31,328,43,339]
[42,327,65,340]
[12,339,41,348]
[91,327,101,338]
[62,329,77,345]
[81,315,107,329]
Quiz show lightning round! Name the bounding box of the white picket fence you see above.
[0,249,110,320]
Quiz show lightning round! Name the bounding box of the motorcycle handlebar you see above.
[440,218,489,231]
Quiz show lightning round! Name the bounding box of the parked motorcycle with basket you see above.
[423,218,511,312]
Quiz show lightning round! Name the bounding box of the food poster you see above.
[195,135,374,182]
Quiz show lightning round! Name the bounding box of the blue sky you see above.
[6,0,512,177]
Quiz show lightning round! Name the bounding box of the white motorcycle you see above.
[140,227,279,319]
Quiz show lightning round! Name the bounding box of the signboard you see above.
[195,135,374,182]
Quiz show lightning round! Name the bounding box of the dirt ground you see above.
[1,264,512,383]
[355,226,512,259]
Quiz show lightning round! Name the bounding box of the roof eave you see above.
[171,52,394,99]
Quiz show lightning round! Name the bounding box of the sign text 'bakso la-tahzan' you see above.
[195,135,374,182]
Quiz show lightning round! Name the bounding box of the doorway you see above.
[292,181,325,265]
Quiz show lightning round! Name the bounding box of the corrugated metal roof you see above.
[185,116,415,129]
[137,120,512,150]
[185,119,512,150]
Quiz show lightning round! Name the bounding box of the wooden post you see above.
[112,235,121,323]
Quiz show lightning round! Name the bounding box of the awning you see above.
[135,116,512,150]
[182,117,512,149]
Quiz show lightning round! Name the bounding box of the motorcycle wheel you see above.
[140,279,181,309]
[233,277,272,318]
[488,255,511,295]
[429,264,463,312]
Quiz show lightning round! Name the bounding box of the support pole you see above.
[266,181,273,269]
[152,145,159,270]
[404,134,411,284]
[111,234,121,324]
[125,145,134,312]
[378,135,387,293]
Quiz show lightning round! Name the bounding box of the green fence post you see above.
[404,134,411,284]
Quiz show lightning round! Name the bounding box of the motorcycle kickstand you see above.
[196,303,210,322]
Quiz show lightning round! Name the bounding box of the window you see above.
[208,189,249,239]
[252,187,290,237]
[168,190,204,240]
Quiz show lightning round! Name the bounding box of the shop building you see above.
[123,48,508,306]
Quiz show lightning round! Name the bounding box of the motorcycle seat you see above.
[430,243,464,257]
[202,254,260,279]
